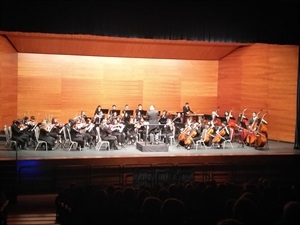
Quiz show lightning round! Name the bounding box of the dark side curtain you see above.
[294,48,300,150]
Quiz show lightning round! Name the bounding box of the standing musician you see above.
[245,111,260,146]
[212,108,221,126]
[182,102,194,117]
[93,105,105,126]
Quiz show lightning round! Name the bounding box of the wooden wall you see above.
[0,36,18,128]
[0,36,298,143]
[218,44,298,142]
[17,54,218,122]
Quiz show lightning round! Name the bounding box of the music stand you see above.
[140,110,147,116]
[203,114,212,121]
[219,116,227,123]
[101,109,109,114]
[111,110,120,116]
[124,110,134,116]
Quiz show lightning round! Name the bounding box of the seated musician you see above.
[125,118,137,145]
[50,117,64,137]
[109,118,126,146]
[84,117,97,147]
[173,112,184,135]
[69,121,86,150]
[39,121,59,150]
[212,121,231,149]
[135,118,147,142]
[184,122,201,150]
[10,119,31,150]
[121,110,131,124]
[99,119,119,150]
[163,118,176,145]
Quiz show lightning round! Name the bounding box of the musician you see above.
[121,110,131,124]
[122,104,130,116]
[134,110,143,123]
[109,118,126,146]
[147,105,160,144]
[50,117,64,136]
[93,105,104,126]
[135,104,144,118]
[109,105,117,117]
[39,121,58,150]
[69,121,86,150]
[135,118,147,142]
[211,109,220,123]
[173,112,184,135]
[77,110,87,124]
[248,112,258,130]
[213,122,231,149]
[10,119,30,150]
[84,117,97,147]
[127,118,138,145]
[99,119,119,150]
[22,115,36,140]
[163,118,175,145]
[158,110,168,125]
[183,102,194,117]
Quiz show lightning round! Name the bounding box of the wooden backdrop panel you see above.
[17,54,218,123]
[218,44,298,142]
[0,36,18,128]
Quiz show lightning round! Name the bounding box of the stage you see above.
[1,139,300,198]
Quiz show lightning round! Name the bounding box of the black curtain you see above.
[0,1,299,45]
[294,47,300,150]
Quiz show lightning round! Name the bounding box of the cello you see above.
[212,126,227,143]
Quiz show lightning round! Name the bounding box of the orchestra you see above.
[8,104,269,151]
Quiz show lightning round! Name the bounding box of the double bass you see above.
[254,112,268,149]
[245,110,262,145]
[237,108,248,142]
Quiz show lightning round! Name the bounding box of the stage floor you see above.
[0,140,299,161]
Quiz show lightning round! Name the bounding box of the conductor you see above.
[147,105,160,144]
